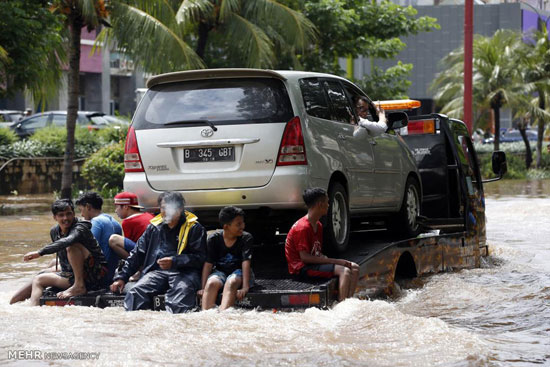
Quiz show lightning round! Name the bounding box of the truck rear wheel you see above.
[389,177,421,238]
[324,182,350,254]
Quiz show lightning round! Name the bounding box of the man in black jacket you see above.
[110,192,206,313]
[22,199,108,306]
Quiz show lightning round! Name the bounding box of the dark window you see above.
[299,78,330,120]
[323,80,353,124]
[133,78,293,130]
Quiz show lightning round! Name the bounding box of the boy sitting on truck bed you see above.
[198,206,254,310]
[285,188,359,301]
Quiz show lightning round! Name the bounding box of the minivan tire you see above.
[324,182,350,254]
[389,177,421,238]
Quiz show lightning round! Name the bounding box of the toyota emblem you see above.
[201,128,214,138]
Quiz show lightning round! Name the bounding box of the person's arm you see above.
[197,262,213,296]
[237,260,252,300]
[37,222,88,256]
[171,224,207,271]
[113,226,149,283]
[299,251,353,268]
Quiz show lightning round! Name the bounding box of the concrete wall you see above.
[0,158,89,195]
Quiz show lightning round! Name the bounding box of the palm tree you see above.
[102,0,316,73]
[432,30,527,151]
[518,24,550,168]
[50,0,110,199]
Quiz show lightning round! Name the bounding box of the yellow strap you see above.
[149,212,197,255]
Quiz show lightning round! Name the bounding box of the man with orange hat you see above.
[109,192,154,260]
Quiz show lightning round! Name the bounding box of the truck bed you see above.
[41,228,479,310]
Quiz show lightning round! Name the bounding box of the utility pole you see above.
[464,0,474,135]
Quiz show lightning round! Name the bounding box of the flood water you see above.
[0,180,549,366]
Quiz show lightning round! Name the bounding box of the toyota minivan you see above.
[124,69,421,252]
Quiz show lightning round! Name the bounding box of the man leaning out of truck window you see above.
[285,188,359,301]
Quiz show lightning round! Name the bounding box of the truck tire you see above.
[389,177,421,238]
[324,182,350,253]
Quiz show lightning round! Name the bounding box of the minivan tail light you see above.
[277,117,307,166]
[124,126,144,172]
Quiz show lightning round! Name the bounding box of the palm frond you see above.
[219,0,241,23]
[243,0,317,52]
[175,0,214,24]
[223,13,274,68]
[105,1,204,73]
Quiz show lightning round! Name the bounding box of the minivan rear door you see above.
[132,77,294,191]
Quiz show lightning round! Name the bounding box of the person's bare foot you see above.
[57,285,87,299]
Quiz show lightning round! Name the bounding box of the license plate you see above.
[184,146,235,163]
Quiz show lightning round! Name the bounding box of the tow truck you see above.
[40,105,507,310]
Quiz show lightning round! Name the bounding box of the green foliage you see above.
[356,62,413,100]
[103,0,316,72]
[0,125,126,158]
[81,141,125,192]
[286,0,438,75]
[0,0,66,106]
[478,145,550,180]
[96,124,129,144]
[27,126,102,157]
[0,128,17,146]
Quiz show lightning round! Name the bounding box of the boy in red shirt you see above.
[109,192,154,259]
[285,188,359,301]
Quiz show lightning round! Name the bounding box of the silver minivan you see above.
[124,69,421,252]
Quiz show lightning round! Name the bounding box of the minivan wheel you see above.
[324,182,350,254]
[389,177,421,238]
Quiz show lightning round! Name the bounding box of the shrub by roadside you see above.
[0,128,17,146]
[0,125,125,158]
[81,141,125,195]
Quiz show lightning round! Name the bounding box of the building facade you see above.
[350,2,550,128]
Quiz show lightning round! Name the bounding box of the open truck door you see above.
[401,114,506,235]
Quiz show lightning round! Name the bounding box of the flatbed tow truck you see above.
[40,113,507,310]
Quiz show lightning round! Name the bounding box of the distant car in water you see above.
[10,111,127,138]
[0,110,24,128]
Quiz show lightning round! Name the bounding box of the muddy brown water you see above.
[0,180,549,366]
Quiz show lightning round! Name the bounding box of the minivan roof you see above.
[146,68,345,88]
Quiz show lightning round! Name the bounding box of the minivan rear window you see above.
[132,78,293,129]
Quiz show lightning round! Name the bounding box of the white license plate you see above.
[184,147,235,163]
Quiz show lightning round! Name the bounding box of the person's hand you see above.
[237,287,249,300]
[336,259,354,268]
[157,257,173,270]
[23,251,40,262]
[197,289,204,297]
[110,279,126,293]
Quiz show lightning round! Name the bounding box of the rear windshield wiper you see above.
[164,119,218,131]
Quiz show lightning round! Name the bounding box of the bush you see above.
[96,125,128,144]
[0,127,17,146]
[81,141,125,192]
[27,126,104,157]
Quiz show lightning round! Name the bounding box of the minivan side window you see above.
[323,80,353,124]
[299,78,331,120]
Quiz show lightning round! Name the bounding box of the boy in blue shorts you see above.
[198,206,253,310]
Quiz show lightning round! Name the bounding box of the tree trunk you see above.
[492,102,500,152]
[196,22,210,60]
[60,14,82,199]
[536,91,545,168]
[518,121,532,169]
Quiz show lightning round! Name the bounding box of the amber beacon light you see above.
[378,99,421,111]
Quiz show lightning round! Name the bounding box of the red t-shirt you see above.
[122,212,154,243]
[285,215,323,274]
